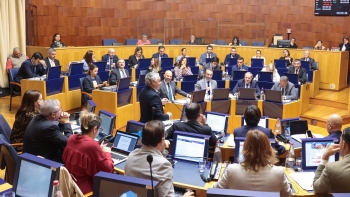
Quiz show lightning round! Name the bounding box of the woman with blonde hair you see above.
[214,129,291,197]
[146,57,162,76]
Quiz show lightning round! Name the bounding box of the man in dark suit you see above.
[152,45,168,59]
[232,72,260,97]
[325,114,343,142]
[231,57,249,79]
[160,70,190,101]
[15,52,47,83]
[43,48,60,74]
[271,76,298,100]
[300,50,317,70]
[101,48,118,70]
[109,59,130,85]
[288,59,307,83]
[224,47,241,65]
[139,72,172,123]
[166,103,217,146]
[234,105,285,155]
[203,56,221,75]
[23,99,72,163]
[199,45,217,65]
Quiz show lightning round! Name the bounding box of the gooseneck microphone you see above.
[151,107,155,120]
[147,154,155,197]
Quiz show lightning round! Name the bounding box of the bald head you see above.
[326,114,343,133]
[304,50,310,58]
[163,70,173,83]
[108,48,115,58]
[12,47,21,58]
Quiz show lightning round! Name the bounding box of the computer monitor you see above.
[207,188,280,197]
[98,110,116,136]
[12,153,63,197]
[172,131,210,164]
[301,138,339,171]
[179,104,188,122]
[251,58,264,68]
[229,58,238,66]
[264,89,282,103]
[205,112,228,135]
[69,62,84,75]
[93,172,158,197]
[138,74,146,86]
[46,66,61,80]
[290,120,308,135]
[241,116,268,128]
[187,57,196,67]
[280,117,302,136]
[160,57,174,67]
[274,59,288,69]
[283,73,298,85]
[138,59,152,69]
[117,76,131,91]
[95,61,107,71]
[190,89,206,103]
[126,120,145,134]
[277,40,290,48]
[212,88,230,101]
[86,100,96,113]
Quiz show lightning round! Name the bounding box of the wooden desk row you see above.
[27,45,347,91]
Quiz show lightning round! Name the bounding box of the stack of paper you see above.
[289,172,315,191]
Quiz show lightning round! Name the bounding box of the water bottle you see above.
[52,180,63,197]
[274,118,281,136]
[285,142,295,170]
[213,141,222,163]
[260,87,265,100]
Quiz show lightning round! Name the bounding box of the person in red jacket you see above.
[62,112,114,194]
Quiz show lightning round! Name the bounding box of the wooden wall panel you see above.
[29,0,350,47]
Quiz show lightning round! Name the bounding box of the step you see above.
[310,98,348,110]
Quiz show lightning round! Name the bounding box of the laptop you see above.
[212,88,230,101]
[46,66,61,80]
[238,88,256,100]
[264,89,282,103]
[110,132,139,165]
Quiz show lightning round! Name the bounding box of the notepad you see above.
[289,172,315,191]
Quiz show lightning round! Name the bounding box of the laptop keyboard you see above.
[111,153,127,161]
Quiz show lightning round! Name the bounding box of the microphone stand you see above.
[147,154,155,197]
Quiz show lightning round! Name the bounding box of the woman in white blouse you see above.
[254,63,280,82]
[252,50,266,65]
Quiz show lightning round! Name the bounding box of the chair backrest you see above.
[240,40,248,46]
[302,46,313,50]
[252,41,264,46]
[0,115,12,140]
[126,39,138,45]
[314,62,319,70]
[213,40,227,45]
[102,39,117,46]
[0,135,18,185]
[79,77,85,92]
[9,68,20,82]
[170,39,182,45]
[149,39,162,44]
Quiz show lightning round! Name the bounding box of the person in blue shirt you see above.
[199,45,217,65]
[152,45,168,58]
[325,114,343,142]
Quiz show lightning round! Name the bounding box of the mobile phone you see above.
[306,130,313,138]
[106,143,113,148]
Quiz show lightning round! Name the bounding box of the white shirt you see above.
[119,69,127,78]
[49,59,56,67]
[204,79,212,100]
[342,44,346,51]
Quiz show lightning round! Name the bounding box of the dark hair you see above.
[142,120,165,147]
[207,45,213,49]
[80,112,102,134]
[237,57,244,61]
[294,59,301,63]
[134,47,143,55]
[52,33,61,42]
[88,64,98,75]
[317,40,323,43]
[177,57,189,68]
[158,45,165,50]
[343,36,349,42]
[185,103,201,120]
[342,127,350,150]
[232,36,240,45]
[16,90,41,117]
[31,52,43,60]
[181,48,186,52]
[211,56,219,63]
[292,37,296,41]
[244,105,261,126]
[256,50,262,54]
[284,49,290,56]
[241,130,278,172]
[83,50,94,66]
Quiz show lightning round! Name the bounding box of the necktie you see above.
[245,84,249,88]
[121,69,126,78]
[33,66,36,74]
[109,58,113,69]
[282,88,285,95]
[295,69,299,74]
[167,83,173,102]
[207,81,211,95]
[208,54,211,59]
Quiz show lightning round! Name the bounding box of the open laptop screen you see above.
[242,116,268,128]
[113,132,139,153]
[98,110,116,136]
[206,112,228,135]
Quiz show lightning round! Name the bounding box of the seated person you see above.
[14,52,47,84]
[271,76,297,100]
[229,36,241,46]
[289,37,298,48]
[199,45,217,65]
[136,33,151,45]
[146,57,162,76]
[82,65,107,105]
[300,50,317,70]
[80,50,96,72]
[232,72,260,97]
[254,63,280,83]
[50,33,67,48]
[128,47,144,68]
[152,45,168,58]
[101,48,118,70]
[166,103,217,146]
[109,59,130,85]
[125,120,194,197]
[174,57,193,79]
[224,47,241,65]
[62,112,114,194]
[231,57,249,76]
[252,50,266,65]
[279,49,293,67]
[175,48,189,64]
[23,99,72,163]
[195,69,217,100]
[313,127,350,194]
[186,34,198,45]
[214,129,291,197]
[10,90,43,152]
[339,36,350,52]
[6,47,28,73]
[43,48,60,73]
[287,59,307,84]
[160,70,190,101]
[203,57,221,75]
[314,40,326,50]
[325,114,343,142]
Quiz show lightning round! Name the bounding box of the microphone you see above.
[151,107,155,120]
[147,154,155,197]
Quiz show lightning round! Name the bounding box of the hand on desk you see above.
[183,191,195,197]
[166,112,173,119]
[101,141,111,153]
[322,144,340,160]
[58,112,70,124]
[162,98,169,105]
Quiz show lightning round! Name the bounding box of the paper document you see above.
[289,172,315,191]
[173,98,190,104]
[292,134,324,143]
[227,138,235,147]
